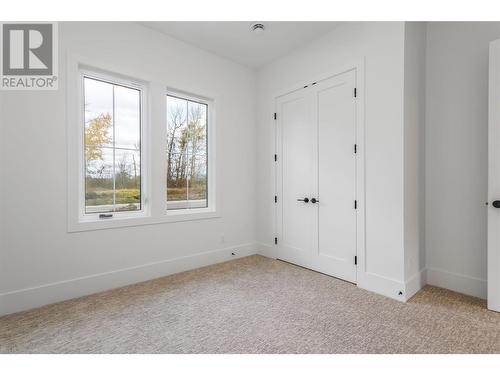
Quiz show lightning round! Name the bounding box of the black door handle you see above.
[297,198,309,203]
[493,200,500,208]
[311,198,319,204]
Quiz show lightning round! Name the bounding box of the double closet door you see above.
[275,69,358,283]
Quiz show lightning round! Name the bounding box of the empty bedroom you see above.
[1,0,500,372]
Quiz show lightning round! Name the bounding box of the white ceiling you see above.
[139,22,338,69]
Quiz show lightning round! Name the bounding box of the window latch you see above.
[99,214,113,219]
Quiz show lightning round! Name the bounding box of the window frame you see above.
[165,89,215,217]
[78,68,148,222]
[79,69,147,221]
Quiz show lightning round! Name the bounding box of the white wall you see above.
[0,22,258,315]
[425,22,500,299]
[403,22,427,297]
[256,22,410,300]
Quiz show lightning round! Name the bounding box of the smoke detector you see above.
[251,23,265,34]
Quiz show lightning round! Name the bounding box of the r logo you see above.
[2,23,53,75]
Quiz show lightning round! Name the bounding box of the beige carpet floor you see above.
[1,255,499,353]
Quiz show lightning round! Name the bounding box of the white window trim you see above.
[67,56,219,233]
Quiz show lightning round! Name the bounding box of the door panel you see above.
[276,89,316,268]
[312,70,357,283]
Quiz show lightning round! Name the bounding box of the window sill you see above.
[68,209,219,233]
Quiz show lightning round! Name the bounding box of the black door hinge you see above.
[354,144,357,154]
[274,113,277,120]
[354,88,357,97]
[274,195,277,203]
[354,256,357,265]
[354,200,357,209]
[274,237,278,245]
[274,154,277,162]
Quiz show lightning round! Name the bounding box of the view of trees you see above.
[83,78,207,214]
[166,96,208,208]
[84,113,112,163]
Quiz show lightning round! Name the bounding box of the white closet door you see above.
[275,69,357,283]
[311,70,357,283]
[276,88,317,269]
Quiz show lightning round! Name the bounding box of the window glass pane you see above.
[166,152,189,210]
[167,96,188,155]
[187,155,208,208]
[84,77,113,149]
[114,85,140,150]
[83,75,142,215]
[114,149,141,211]
[85,147,113,213]
[166,94,209,211]
[187,101,207,156]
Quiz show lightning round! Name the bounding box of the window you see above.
[82,73,143,216]
[166,94,208,210]
[68,61,217,232]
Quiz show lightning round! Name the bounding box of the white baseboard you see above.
[0,243,259,316]
[256,242,276,258]
[404,269,427,300]
[426,267,487,299]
